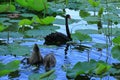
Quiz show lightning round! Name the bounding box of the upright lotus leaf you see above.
[27,0,34,9]
[16,0,28,7]
[88,0,100,7]
[79,10,90,18]
[0,4,7,12]
[65,0,69,5]
[112,36,120,45]
[29,16,55,25]
[111,45,120,60]
[0,60,20,77]
[0,4,16,13]
[94,63,111,75]
[9,4,16,12]
[39,16,55,25]
[18,19,32,26]
[72,31,92,42]
[32,15,41,23]
[31,0,47,11]
[16,0,47,11]
[0,23,8,31]
[98,7,104,17]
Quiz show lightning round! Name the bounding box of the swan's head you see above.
[66,14,71,19]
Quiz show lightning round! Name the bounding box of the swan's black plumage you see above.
[44,14,72,45]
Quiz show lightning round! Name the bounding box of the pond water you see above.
[0,9,119,80]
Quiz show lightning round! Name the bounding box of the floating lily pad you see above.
[112,36,120,45]
[0,45,9,55]
[0,60,20,77]
[53,19,80,25]
[111,45,120,61]
[0,32,23,38]
[29,70,56,80]
[21,13,36,18]
[0,18,10,23]
[8,43,31,56]
[76,29,98,34]
[72,31,92,42]
[92,43,106,49]
[66,60,111,79]
[25,26,60,39]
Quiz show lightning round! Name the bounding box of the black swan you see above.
[44,14,72,45]
[21,44,43,67]
[43,53,56,71]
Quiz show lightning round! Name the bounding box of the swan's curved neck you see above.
[65,17,72,41]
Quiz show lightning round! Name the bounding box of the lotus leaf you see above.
[0,60,20,77]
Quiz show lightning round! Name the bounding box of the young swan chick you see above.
[44,53,56,71]
[28,44,43,66]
